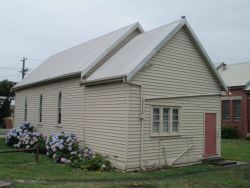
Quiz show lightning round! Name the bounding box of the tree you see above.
[0,80,16,127]
[0,79,16,97]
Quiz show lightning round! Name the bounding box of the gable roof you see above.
[13,18,227,92]
[216,62,250,90]
[13,22,143,90]
[85,18,227,91]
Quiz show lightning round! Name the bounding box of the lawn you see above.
[0,138,249,188]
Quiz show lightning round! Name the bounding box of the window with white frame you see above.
[151,106,181,136]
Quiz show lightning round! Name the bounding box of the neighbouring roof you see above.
[216,62,250,90]
[14,23,143,89]
[13,18,227,92]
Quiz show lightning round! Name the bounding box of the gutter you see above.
[12,72,81,91]
[81,75,126,86]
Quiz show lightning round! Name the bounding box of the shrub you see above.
[5,122,33,146]
[45,132,80,163]
[71,153,111,171]
[5,122,46,153]
[221,127,238,139]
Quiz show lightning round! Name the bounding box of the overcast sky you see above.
[0,0,249,82]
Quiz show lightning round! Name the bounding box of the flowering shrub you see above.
[5,122,46,153]
[6,124,111,171]
[5,122,33,146]
[45,132,80,163]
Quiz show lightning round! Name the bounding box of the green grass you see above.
[222,139,250,162]
[0,138,249,188]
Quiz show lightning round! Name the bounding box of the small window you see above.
[222,100,230,120]
[24,96,27,121]
[57,92,62,124]
[233,100,241,121]
[39,94,43,122]
[151,106,181,136]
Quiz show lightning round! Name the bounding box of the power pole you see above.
[20,57,28,79]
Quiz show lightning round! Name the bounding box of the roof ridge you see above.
[49,22,142,59]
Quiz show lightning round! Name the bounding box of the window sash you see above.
[222,100,230,120]
[172,109,179,132]
[233,100,241,120]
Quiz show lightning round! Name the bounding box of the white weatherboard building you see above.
[13,18,227,171]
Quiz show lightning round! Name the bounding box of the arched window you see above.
[57,92,62,124]
[24,96,27,121]
[39,94,43,122]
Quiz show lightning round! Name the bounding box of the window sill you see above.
[55,125,62,128]
[233,120,241,123]
[150,133,182,138]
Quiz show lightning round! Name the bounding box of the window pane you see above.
[163,108,169,132]
[152,108,160,133]
[233,100,241,120]
[222,100,230,120]
[153,122,160,133]
[172,109,179,132]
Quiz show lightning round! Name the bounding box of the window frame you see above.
[150,106,182,137]
[39,94,43,123]
[221,100,230,121]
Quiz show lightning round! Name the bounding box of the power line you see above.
[0,55,42,62]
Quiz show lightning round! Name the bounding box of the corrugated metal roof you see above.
[14,18,227,92]
[14,22,143,89]
[86,20,184,82]
[217,62,250,87]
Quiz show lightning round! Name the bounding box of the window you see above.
[39,94,43,123]
[222,100,230,120]
[24,96,27,121]
[151,106,181,136]
[57,92,62,124]
[233,100,241,121]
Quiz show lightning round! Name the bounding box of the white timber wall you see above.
[83,82,129,170]
[14,77,85,141]
[126,27,222,170]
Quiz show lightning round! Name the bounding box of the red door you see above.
[205,113,217,156]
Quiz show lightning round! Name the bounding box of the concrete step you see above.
[202,157,224,163]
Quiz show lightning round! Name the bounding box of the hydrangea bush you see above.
[45,132,80,163]
[5,122,46,153]
[6,123,111,171]
[5,122,34,146]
